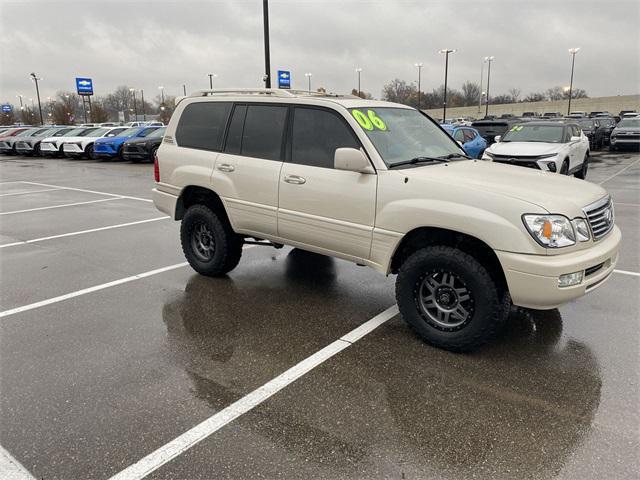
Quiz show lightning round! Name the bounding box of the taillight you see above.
[153,152,160,182]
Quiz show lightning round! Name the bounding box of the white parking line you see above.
[614,269,640,277]
[598,157,640,185]
[0,262,189,319]
[0,197,119,216]
[109,304,399,480]
[0,188,63,197]
[0,445,36,480]
[0,217,170,249]
[21,181,153,203]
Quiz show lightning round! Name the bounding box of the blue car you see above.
[441,124,487,159]
[93,126,160,159]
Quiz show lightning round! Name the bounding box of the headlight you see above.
[537,153,558,159]
[523,214,576,247]
[483,151,495,160]
[572,218,590,242]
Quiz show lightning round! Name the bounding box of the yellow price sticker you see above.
[352,109,387,131]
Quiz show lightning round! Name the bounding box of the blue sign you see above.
[1,104,12,113]
[277,70,291,89]
[75,77,94,96]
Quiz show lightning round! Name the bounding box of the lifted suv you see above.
[153,89,621,352]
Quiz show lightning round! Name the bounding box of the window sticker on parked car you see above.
[510,125,524,132]
[352,109,388,131]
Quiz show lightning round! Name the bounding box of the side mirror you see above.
[457,140,464,146]
[334,147,375,174]
[570,136,581,142]
[494,135,502,143]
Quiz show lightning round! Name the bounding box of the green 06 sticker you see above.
[352,109,387,131]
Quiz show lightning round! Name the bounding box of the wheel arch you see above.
[175,185,232,227]
[389,226,508,292]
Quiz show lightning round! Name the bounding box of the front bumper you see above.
[0,141,14,153]
[15,141,34,153]
[497,225,621,309]
[39,142,59,155]
[62,143,84,156]
[610,136,640,147]
[123,144,150,160]
[94,143,118,158]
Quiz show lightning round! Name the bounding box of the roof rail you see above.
[190,88,295,97]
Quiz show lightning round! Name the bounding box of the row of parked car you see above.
[0,124,166,162]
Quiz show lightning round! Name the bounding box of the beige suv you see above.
[153,89,621,352]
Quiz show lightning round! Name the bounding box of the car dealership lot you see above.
[0,153,638,479]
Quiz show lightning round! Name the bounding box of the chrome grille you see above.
[584,196,614,240]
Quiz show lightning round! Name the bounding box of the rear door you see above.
[213,103,288,237]
[277,106,376,260]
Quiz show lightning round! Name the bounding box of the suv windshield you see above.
[618,118,640,128]
[348,107,464,166]
[577,119,595,129]
[146,127,166,138]
[502,124,565,143]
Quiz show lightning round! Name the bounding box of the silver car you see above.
[14,126,75,156]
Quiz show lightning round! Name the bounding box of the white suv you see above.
[153,89,620,352]
[482,121,590,177]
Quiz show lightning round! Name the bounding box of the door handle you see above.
[284,174,306,185]
[217,163,235,172]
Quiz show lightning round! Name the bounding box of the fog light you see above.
[547,162,557,172]
[558,271,584,287]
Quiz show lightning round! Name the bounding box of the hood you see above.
[95,136,124,145]
[125,136,160,146]
[487,141,563,156]
[57,136,86,144]
[400,160,607,216]
[613,126,640,134]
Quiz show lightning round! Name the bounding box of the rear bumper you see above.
[497,226,621,309]
[152,188,178,219]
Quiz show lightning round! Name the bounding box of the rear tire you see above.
[395,246,509,352]
[575,154,588,179]
[180,204,243,277]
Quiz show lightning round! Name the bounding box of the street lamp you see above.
[304,72,312,93]
[158,86,165,106]
[355,68,363,97]
[129,88,138,121]
[208,73,217,89]
[484,56,495,117]
[439,49,455,122]
[567,47,580,115]
[414,63,423,109]
[29,73,44,125]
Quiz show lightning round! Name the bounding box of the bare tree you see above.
[564,88,588,99]
[546,87,564,101]
[381,79,415,105]
[51,92,81,125]
[508,88,521,103]
[524,92,547,102]
[105,85,133,121]
[89,98,109,123]
[461,81,481,106]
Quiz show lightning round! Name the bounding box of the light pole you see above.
[183,84,187,96]
[129,88,138,121]
[29,73,44,125]
[263,0,271,88]
[140,89,146,121]
[304,72,312,93]
[478,60,484,114]
[159,86,165,106]
[414,63,423,109]
[355,68,362,97]
[16,95,24,111]
[208,73,217,89]
[484,56,494,118]
[439,49,455,122]
[567,48,580,115]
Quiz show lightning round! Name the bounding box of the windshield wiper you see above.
[438,153,471,160]
[388,156,450,169]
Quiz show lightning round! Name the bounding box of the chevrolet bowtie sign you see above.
[277,70,291,89]
[75,77,94,96]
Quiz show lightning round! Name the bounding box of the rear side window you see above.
[453,129,465,142]
[291,107,359,168]
[176,102,232,151]
[240,105,288,161]
[463,129,476,142]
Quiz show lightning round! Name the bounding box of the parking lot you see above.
[0,152,638,479]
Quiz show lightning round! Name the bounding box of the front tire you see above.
[575,154,588,179]
[560,159,569,175]
[180,204,243,277]
[395,246,508,352]
[85,143,95,160]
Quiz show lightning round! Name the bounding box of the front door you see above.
[277,106,377,260]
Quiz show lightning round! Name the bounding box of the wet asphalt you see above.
[0,151,638,479]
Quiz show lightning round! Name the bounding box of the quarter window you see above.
[175,102,232,151]
[291,107,359,169]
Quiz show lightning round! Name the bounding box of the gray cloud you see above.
[1,0,638,104]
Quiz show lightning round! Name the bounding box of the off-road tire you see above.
[575,154,588,179]
[180,204,243,277]
[395,246,509,352]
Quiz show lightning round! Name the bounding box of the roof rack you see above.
[191,88,295,97]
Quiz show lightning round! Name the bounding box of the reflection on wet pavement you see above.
[159,249,602,479]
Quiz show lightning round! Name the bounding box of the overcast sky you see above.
[1,0,639,105]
